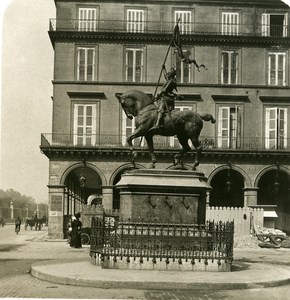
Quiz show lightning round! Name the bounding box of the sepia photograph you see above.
[1,0,290,299]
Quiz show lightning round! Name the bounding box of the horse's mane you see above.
[122,90,154,106]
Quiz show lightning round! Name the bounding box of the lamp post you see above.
[26,204,28,218]
[273,162,280,194]
[225,161,232,193]
[10,201,14,220]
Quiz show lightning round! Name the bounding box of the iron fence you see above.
[90,216,234,265]
[41,133,290,152]
[49,19,288,38]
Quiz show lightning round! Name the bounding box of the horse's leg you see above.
[190,137,202,171]
[174,135,191,168]
[127,129,144,167]
[144,134,157,169]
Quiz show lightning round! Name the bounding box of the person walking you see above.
[15,216,21,234]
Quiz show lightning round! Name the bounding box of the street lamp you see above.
[273,162,280,194]
[225,161,232,193]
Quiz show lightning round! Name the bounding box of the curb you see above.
[30,260,290,290]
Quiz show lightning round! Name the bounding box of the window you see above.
[122,111,144,147]
[73,104,97,146]
[262,13,288,37]
[175,50,192,83]
[170,106,193,147]
[265,107,287,150]
[217,106,242,149]
[126,9,145,33]
[78,8,97,31]
[125,48,144,82]
[174,10,192,34]
[77,47,95,81]
[221,50,238,84]
[268,52,286,86]
[222,12,239,35]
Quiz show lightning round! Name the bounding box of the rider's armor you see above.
[150,67,181,132]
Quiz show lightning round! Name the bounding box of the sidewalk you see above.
[31,243,290,290]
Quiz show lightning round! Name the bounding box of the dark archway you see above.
[257,169,290,233]
[210,169,245,207]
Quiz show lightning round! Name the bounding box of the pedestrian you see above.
[0,217,4,227]
[15,216,21,234]
[70,213,82,248]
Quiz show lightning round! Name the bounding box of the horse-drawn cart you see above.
[24,217,45,231]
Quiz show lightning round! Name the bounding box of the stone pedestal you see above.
[116,169,212,224]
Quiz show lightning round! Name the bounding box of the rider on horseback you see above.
[149,65,183,132]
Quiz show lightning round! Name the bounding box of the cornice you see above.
[53,0,289,9]
[49,31,290,48]
[40,146,290,164]
[51,80,290,90]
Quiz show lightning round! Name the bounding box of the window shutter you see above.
[87,49,95,81]
[127,9,145,32]
[283,13,288,37]
[91,104,97,145]
[279,108,287,149]
[175,11,192,33]
[265,107,277,149]
[262,13,270,37]
[218,107,230,148]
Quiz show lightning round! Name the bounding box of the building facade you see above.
[41,0,290,238]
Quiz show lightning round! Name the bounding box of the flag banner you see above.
[172,23,207,72]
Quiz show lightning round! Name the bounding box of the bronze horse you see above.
[116,90,215,170]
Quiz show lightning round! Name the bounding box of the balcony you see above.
[40,133,290,153]
[49,19,288,38]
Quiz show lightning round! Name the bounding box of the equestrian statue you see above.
[115,21,215,170]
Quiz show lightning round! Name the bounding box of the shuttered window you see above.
[262,13,288,37]
[125,48,144,82]
[73,104,97,146]
[126,9,145,33]
[222,12,239,35]
[217,106,241,149]
[221,51,238,84]
[174,11,192,34]
[77,47,95,81]
[265,107,287,149]
[268,52,286,86]
[78,8,97,31]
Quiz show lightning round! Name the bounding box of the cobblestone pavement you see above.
[1,225,290,299]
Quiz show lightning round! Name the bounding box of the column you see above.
[48,185,66,239]
[243,188,259,207]
[10,201,14,220]
[102,186,114,210]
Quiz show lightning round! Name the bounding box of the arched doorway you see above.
[63,166,103,237]
[257,169,290,233]
[209,169,245,207]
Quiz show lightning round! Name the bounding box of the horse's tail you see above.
[199,113,216,124]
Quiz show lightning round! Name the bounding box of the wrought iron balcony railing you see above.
[49,19,288,38]
[41,133,290,152]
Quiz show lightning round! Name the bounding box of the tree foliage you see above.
[0,189,46,210]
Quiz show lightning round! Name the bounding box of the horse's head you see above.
[115,90,153,119]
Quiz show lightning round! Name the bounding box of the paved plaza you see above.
[1,224,290,299]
